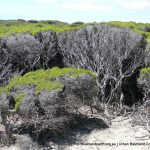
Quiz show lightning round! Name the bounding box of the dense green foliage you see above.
[0,20,150,42]
[0,20,85,37]
[140,67,150,74]
[0,67,95,110]
[0,67,96,95]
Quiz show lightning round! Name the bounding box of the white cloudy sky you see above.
[0,0,149,23]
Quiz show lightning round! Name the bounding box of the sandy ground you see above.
[64,116,150,150]
[0,109,150,150]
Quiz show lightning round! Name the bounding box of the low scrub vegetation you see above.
[0,22,149,148]
[0,67,96,109]
[0,30,63,84]
[0,20,150,43]
[58,24,146,107]
[0,19,150,42]
[104,21,150,42]
[0,67,98,143]
[0,20,85,37]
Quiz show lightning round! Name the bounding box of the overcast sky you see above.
[0,0,149,23]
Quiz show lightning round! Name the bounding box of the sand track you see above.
[65,116,150,150]
[0,111,150,150]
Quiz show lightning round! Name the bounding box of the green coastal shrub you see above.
[0,20,150,43]
[140,67,150,74]
[0,67,97,141]
[0,67,95,94]
[0,67,96,110]
[0,20,85,37]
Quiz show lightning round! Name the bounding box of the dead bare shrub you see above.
[58,24,146,108]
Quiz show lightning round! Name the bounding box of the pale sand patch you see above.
[65,116,150,150]
[0,146,19,150]
[0,112,150,150]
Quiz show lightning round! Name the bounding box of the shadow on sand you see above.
[50,115,109,146]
